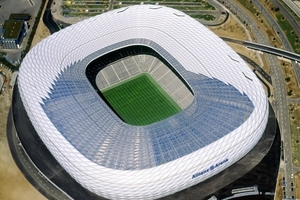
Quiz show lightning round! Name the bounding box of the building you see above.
[9,13,31,21]
[1,14,29,49]
[16,5,268,200]
[1,20,27,49]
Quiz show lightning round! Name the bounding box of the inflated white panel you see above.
[18,5,268,200]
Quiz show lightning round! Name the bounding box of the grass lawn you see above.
[289,104,300,166]
[237,0,258,14]
[190,14,216,21]
[276,13,300,53]
[102,73,181,126]
[62,0,216,19]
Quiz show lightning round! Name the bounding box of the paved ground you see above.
[0,0,43,62]
[0,0,41,24]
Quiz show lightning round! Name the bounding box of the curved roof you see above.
[18,5,268,199]
[40,38,254,170]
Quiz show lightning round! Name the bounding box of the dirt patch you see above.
[280,61,300,98]
[209,15,248,41]
[0,67,46,200]
[30,0,51,49]
[31,20,51,48]
[274,173,283,200]
[295,172,300,199]
[289,103,300,167]
[209,15,268,74]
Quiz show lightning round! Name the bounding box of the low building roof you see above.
[3,20,23,39]
[9,13,30,21]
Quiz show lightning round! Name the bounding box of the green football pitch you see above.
[102,73,182,126]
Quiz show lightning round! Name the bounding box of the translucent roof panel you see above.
[41,39,254,170]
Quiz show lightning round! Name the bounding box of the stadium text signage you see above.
[192,158,228,179]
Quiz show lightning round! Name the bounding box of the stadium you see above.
[13,5,268,200]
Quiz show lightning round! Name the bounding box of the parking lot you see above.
[0,0,43,64]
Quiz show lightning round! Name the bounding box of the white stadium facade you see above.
[15,5,269,200]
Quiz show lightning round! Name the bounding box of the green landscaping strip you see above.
[189,14,216,20]
[276,13,300,53]
[237,0,258,14]
[289,105,300,166]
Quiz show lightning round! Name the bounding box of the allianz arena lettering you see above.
[192,158,229,179]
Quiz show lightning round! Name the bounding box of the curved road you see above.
[43,0,60,34]
[252,0,300,87]
[219,0,294,198]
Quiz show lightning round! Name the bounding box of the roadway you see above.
[219,0,295,198]
[283,0,300,19]
[248,1,300,198]
[43,0,60,34]
[272,0,300,36]
[238,53,272,98]
[252,0,300,88]
[237,53,272,85]
[270,0,300,87]
[222,36,300,62]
